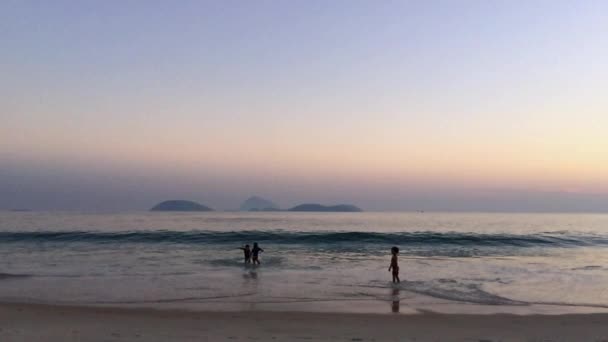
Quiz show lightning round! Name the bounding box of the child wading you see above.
[239,244,252,264]
[388,246,400,283]
[251,242,264,265]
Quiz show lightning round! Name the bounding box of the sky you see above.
[1,0,608,211]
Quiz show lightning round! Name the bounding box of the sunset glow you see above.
[2,1,607,211]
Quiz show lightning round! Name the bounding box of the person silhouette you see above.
[238,244,252,264]
[251,242,264,265]
[388,246,400,283]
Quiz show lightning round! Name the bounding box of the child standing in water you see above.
[239,244,251,264]
[251,242,264,265]
[388,246,400,283]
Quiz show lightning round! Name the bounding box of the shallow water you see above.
[1,211,607,314]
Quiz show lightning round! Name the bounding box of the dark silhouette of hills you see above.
[150,200,213,212]
[240,196,279,211]
[287,203,362,212]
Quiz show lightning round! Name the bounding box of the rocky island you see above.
[240,196,280,211]
[150,200,213,212]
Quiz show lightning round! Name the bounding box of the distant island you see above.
[287,203,362,212]
[150,200,213,212]
[240,196,280,211]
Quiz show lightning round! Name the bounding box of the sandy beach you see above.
[1,302,608,341]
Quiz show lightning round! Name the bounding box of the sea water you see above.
[1,211,608,314]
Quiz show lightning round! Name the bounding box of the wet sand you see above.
[2,302,608,341]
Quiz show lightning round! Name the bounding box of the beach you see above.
[2,302,608,341]
[4,0,607,339]
[2,212,608,340]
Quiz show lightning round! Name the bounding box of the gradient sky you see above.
[1,0,608,211]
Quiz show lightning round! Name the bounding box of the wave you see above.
[0,273,31,280]
[400,279,525,305]
[0,230,607,247]
[208,256,285,268]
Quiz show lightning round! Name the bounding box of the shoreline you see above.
[3,290,608,316]
[2,302,608,341]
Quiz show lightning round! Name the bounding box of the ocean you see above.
[1,211,607,314]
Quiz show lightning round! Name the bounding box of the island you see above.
[150,200,213,212]
[240,196,280,211]
[287,203,362,212]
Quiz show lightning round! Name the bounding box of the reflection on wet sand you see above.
[391,286,400,313]
[242,268,259,310]
[244,270,258,280]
